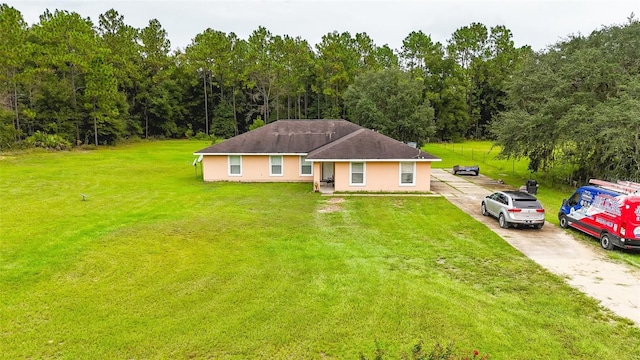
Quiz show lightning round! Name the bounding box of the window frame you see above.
[269,155,284,176]
[299,156,313,176]
[228,155,242,176]
[349,162,366,186]
[399,162,416,186]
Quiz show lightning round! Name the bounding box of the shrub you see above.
[25,131,71,150]
[360,341,489,360]
[249,116,265,131]
[184,124,194,139]
[193,131,216,144]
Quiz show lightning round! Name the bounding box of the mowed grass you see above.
[423,142,573,217]
[424,141,640,268]
[1,141,639,359]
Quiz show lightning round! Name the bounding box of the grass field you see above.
[1,140,639,359]
[423,142,640,268]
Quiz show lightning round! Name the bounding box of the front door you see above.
[322,162,334,181]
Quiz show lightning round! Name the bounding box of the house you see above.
[194,119,441,192]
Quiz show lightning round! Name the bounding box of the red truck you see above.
[558,179,640,250]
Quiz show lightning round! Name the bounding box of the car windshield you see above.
[514,199,542,209]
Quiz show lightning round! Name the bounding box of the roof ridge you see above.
[306,128,440,161]
[194,119,364,155]
[308,128,366,154]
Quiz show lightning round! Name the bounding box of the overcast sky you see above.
[12,0,640,52]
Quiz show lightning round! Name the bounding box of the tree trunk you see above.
[13,70,19,141]
[70,64,77,109]
[219,75,224,101]
[232,86,238,136]
[144,100,149,139]
[204,74,209,135]
[209,73,214,100]
[263,86,270,123]
[335,85,339,115]
[93,98,98,146]
[70,64,78,141]
[27,88,34,135]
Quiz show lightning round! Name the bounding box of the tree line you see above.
[492,15,640,181]
[1,5,637,181]
[0,5,524,149]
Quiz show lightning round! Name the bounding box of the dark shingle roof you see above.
[306,128,440,161]
[194,119,362,154]
[194,119,440,161]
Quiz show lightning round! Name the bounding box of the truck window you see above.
[567,192,581,206]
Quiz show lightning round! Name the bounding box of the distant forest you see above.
[0,5,638,180]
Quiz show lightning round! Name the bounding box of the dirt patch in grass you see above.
[318,197,344,213]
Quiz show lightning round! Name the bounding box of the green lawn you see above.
[424,141,640,268]
[1,140,639,359]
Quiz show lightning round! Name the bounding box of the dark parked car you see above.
[453,165,479,176]
[481,191,545,229]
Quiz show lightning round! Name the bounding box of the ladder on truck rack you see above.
[589,179,640,195]
[617,180,640,191]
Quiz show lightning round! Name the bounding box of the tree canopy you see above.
[492,17,640,181]
[0,5,529,149]
[344,68,435,145]
[1,4,638,184]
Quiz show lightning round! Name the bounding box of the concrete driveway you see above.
[431,169,640,325]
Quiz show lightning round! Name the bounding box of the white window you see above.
[300,156,313,176]
[228,155,242,176]
[400,162,416,186]
[270,155,283,176]
[350,162,365,186]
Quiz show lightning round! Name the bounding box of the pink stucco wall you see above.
[201,155,314,182]
[333,161,432,192]
[202,156,433,192]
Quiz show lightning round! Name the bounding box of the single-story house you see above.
[194,119,441,192]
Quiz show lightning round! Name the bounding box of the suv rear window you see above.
[514,199,542,209]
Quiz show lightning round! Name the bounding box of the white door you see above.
[322,162,334,180]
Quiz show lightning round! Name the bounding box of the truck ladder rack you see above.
[589,179,640,195]
[617,180,640,191]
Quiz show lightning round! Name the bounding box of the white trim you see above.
[305,158,441,163]
[194,152,307,156]
[228,155,242,176]
[349,162,366,186]
[193,153,442,163]
[269,155,284,176]
[299,156,313,176]
[399,162,416,186]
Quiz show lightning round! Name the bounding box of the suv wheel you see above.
[499,213,509,229]
[481,202,488,216]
